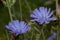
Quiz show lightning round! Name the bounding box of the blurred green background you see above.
[0,0,60,40]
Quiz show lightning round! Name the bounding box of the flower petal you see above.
[48,11,54,18]
[30,14,38,18]
[30,7,57,24]
[33,9,42,18]
[48,17,57,21]
[47,8,51,16]
[36,19,44,24]
[52,32,56,39]
[39,7,46,17]
[6,20,30,36]
[47,36,53,40]
[45,21,50,24]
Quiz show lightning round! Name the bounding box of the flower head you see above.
[30,7,57,24]
[52,32,56,39]
[47,37,53,40]
[47,32,56,40]
[6,20,30,36]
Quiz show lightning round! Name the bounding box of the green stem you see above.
[6,0,13,40]
[8,7,13,21]
[24,0,32,13]
[19,0,22,21]
[56,0,59,40]
[6,30,10,40]
[31,30,33,40]
[34,27,40,33]
[56,0,58,14]
[6,0,13,22]
[35,34,40,40]
[19,0,23,40]
[57,25,58,40]
[56,0,58,10]
[41,25,45,40]
[42,28,45,40]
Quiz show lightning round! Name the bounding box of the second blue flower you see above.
[30,7,57,24]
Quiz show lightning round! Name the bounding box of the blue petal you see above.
[47,36,53,40]
[8,23,16,31]
[30,14,38,19]
[20,21,26,28]
[34,9,42,18]
[45,20,50,24]
[44,8,48,16]
[36,19,44,24]
[6,20,30,36]
[30,19,38,22]
[30,19,44,24]
[48,11,54,18]
[48,17,57,21]
[15,30,20,36]
[47,32,56,40]
[39,7,45,17]
[47,8,51,16]
[6,23,16,34]
[12,20,20,28]
[52,32,56,39]
[21,26,30,34]
[19,21,30,34]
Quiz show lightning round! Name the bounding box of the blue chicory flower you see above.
[47,37,53,40]
[6,20,30,36]
[30,7,57,24]
[47,32,56,40]
[52,32,56,39]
